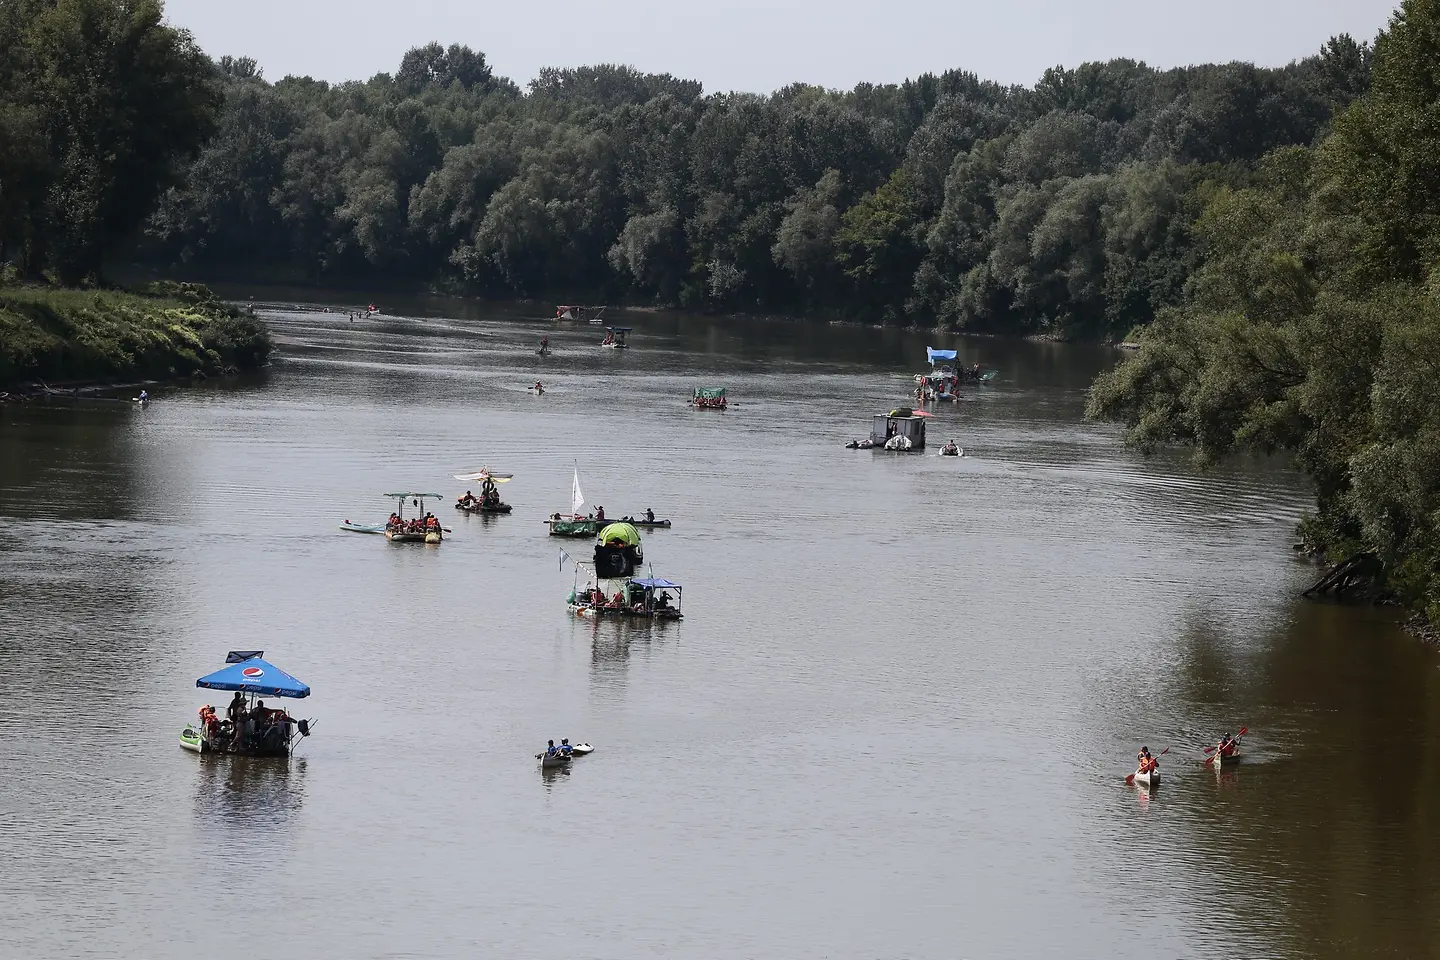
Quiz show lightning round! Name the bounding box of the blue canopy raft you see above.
[180,652,316,758]
[914,347,998,402]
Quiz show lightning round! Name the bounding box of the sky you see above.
[162,0,1400,94]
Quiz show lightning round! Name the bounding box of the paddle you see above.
[1204,726,1248,765]
[1124,747,1170,785]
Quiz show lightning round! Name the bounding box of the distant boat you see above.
[556,304,606,323]
[546,466,597,536]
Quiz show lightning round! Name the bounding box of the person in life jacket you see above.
[1136,747,1158,774]
[545,739,557,757]
[1218,732,1239,756]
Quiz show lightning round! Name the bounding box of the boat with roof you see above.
[601,326,630,349]
[454,468,513,515]
[384,492,444,542]
[181,651,315,757]
[864,407,930,451]
[913,347,998,402]
[690,386,727,410]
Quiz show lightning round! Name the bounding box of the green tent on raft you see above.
[598,522,641,547]
[693,386,726,401]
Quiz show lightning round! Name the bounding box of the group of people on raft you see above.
[387,512,441,535]
[196,693,294,752]
[457,477,505,511]
[543,738,578,759]
[1133,730,1244,782]
[575,584,675,615]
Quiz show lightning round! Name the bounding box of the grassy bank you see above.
[0,282,272,391]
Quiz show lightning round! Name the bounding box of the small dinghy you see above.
[339,520,386,534]
[1132,768,1161,788]
[536,741,593,768]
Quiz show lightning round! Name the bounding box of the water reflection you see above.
[1167,599,1440,958]
[192,756,307,828]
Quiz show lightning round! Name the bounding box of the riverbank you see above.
[0,282,272,394]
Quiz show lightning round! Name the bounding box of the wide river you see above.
[2,300,1438,959]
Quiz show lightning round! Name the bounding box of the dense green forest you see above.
[1091,0,1440,627]
[0,0,1375,338]
[4,0,1439,623]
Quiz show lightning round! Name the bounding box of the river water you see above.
[2,300,1437,959]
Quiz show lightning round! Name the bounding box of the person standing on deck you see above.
[226,691,246,747]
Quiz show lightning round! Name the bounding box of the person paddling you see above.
[1136,746,1158,775]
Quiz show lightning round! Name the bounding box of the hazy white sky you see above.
[164,0,1399,93]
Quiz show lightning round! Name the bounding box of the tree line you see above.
[1089,0,1440,626]
[0,0,1376,340]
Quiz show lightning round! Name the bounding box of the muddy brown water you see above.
[2,300,1436,958]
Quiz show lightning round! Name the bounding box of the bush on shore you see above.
[0,282,272,389]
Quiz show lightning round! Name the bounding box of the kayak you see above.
[1133,768,1161,788]
[180,725,206,753]
[339,521,385,534]
[622,518,671,528]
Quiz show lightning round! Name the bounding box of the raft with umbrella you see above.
[181,651,316,758]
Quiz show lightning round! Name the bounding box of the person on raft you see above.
[559,739,574,757]
[1136,747,1159,775]
[458,490,476,507]
[533,381,544,393]
[545,739,557,757]
[595,505,606,521]
[644,508,655,523]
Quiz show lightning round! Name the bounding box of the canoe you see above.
[1212,747,1241,767]
[340,521,386,534]
[1133,768,1161,788]
[539,753,572,769]
[623,518,671,528]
